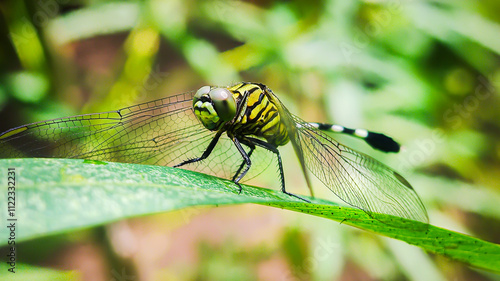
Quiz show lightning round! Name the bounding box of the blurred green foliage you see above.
[0,0,499,280]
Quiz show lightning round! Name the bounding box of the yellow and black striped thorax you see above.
[229,83,289,146]
[192,82,290,147]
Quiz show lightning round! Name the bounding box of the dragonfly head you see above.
[193,86,237,130]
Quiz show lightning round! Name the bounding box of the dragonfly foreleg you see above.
[173,130,223,168]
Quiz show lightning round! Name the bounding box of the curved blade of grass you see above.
[0,158,498,272]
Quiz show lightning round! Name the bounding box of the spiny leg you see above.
[231,141,255,185]
[308,122,400,153]
[230,136,252,194]
[173,130,223,168]
[246,137,310,203]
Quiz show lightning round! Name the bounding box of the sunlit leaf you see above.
[0,158,498,272]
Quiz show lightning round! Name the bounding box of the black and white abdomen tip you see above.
[308,122,400,153]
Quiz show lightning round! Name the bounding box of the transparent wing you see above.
[292,115,428,223]
[0,92,273,181]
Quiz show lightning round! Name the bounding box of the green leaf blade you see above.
[0,158,498,272]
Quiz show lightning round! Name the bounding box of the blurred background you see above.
[1,0,500,280]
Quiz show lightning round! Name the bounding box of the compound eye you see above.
[209,88,236,122]
[193,85,211,104]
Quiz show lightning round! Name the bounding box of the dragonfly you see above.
[0,82,428,223]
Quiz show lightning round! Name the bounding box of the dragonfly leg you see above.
[231,136,252,194]
[231,140,255,185]
[173,130,223,168]
[309,123,400,153]
[246,137,310,203]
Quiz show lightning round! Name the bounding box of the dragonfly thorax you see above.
[193,86,237,131]
[227,83,290,147]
